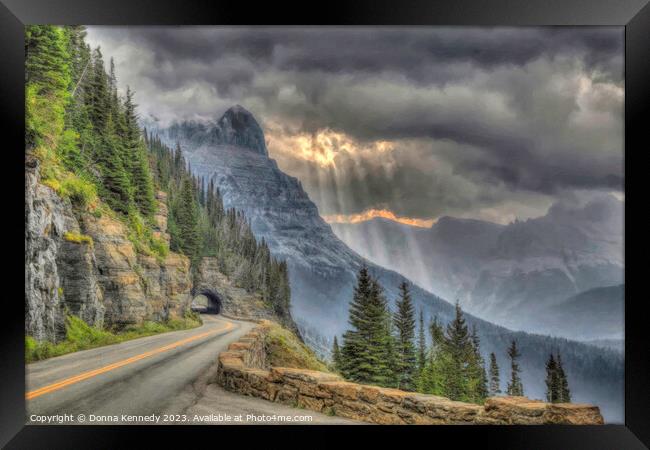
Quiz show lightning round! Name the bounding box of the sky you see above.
[86,26,624,226]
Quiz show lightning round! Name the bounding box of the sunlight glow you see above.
[323,208,436,228]
[267,127,395,169]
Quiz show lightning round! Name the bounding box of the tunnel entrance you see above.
[191,289,222,314]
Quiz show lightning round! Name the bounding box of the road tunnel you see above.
[191,289,223,314]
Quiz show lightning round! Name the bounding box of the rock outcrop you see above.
[195,257,299,333]
[152,190,171,244]
[216,321,604,425]
[82,212,191,329]
[25,158,193,341]
[26,157,104,341]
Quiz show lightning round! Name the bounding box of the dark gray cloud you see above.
[86,26,624,222]
[89,27,623,83]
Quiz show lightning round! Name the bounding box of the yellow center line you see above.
[26,321,234,400]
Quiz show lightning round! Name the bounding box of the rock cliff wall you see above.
[25,158,192,342]
[216,321,604,425]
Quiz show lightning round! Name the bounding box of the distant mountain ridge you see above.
[331,195,623,336]
[538,284,624,341]
[148,106,623,422]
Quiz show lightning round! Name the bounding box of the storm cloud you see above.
[86,26,624,223]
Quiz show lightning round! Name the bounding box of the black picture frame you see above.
[2,0,647,448]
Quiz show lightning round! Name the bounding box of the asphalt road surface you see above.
[26,315,357,425]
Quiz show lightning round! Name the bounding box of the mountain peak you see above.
[216,105,268,157]
[225,104,249,115]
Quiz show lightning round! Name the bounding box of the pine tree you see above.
[393,281,417,390]
[171,176,200,260]
[382,312,400,388]
[340,266,373,382]
[545,353,559,403]
[86,47,110,133]
[506,339,524,396]
[417,309,426,376]
[94,123,132,214]
[556,353,571,403]
[489,352,501,396]
[417,316,447,396]
[25,25,71,91]
[340,267,396,387]
[368,278,397,387]
[468,326,489,402]
[429,315,445,346]
[122,87,155,217]
[444,301,472,401]
[332,336,342,371]
[25,25,72,150]
[63,25,89,93]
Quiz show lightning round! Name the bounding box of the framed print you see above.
[1,0,648,448]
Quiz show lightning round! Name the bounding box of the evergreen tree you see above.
[25,25,70,90]
[382,311,400,388]
[468,326,489,402]
[25,25,72,150]
[368,278,398,387]
[121,87,155,216]
[331,336,342,371]
[393,281,417,390]
[64,25,90,94]
[444,301,472,401]
[417,309,426,376]
[489,352,501,396]
[556,353,571,403]
[417,316,447,396]
[94,128,132,214]
[86,47,110,133]
[340,267,396,387]
[171,176,200,260]
[506,340,524,396]
[545,353,559,403]
[340,266,373,382]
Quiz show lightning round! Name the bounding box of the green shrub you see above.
[65,315,117,348]
[265,322,329,372]
[63,231,93,246]
[25,336,37,360]
[59,175,97,208]
[125,209,170,259]
[150,237,169,260]
[25,313,202,363]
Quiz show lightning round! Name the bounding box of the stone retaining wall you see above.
[216,321,604,425]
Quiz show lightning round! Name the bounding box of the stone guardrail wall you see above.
[215,321,604,425]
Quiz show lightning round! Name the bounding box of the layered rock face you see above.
[152,190,171,244]
[26,157,104,341]
[25,159,192,342]
[216,321,604,425]
[83,213,192,328]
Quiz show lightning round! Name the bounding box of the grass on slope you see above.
[264,321,329,372]
[25,312,202,363]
